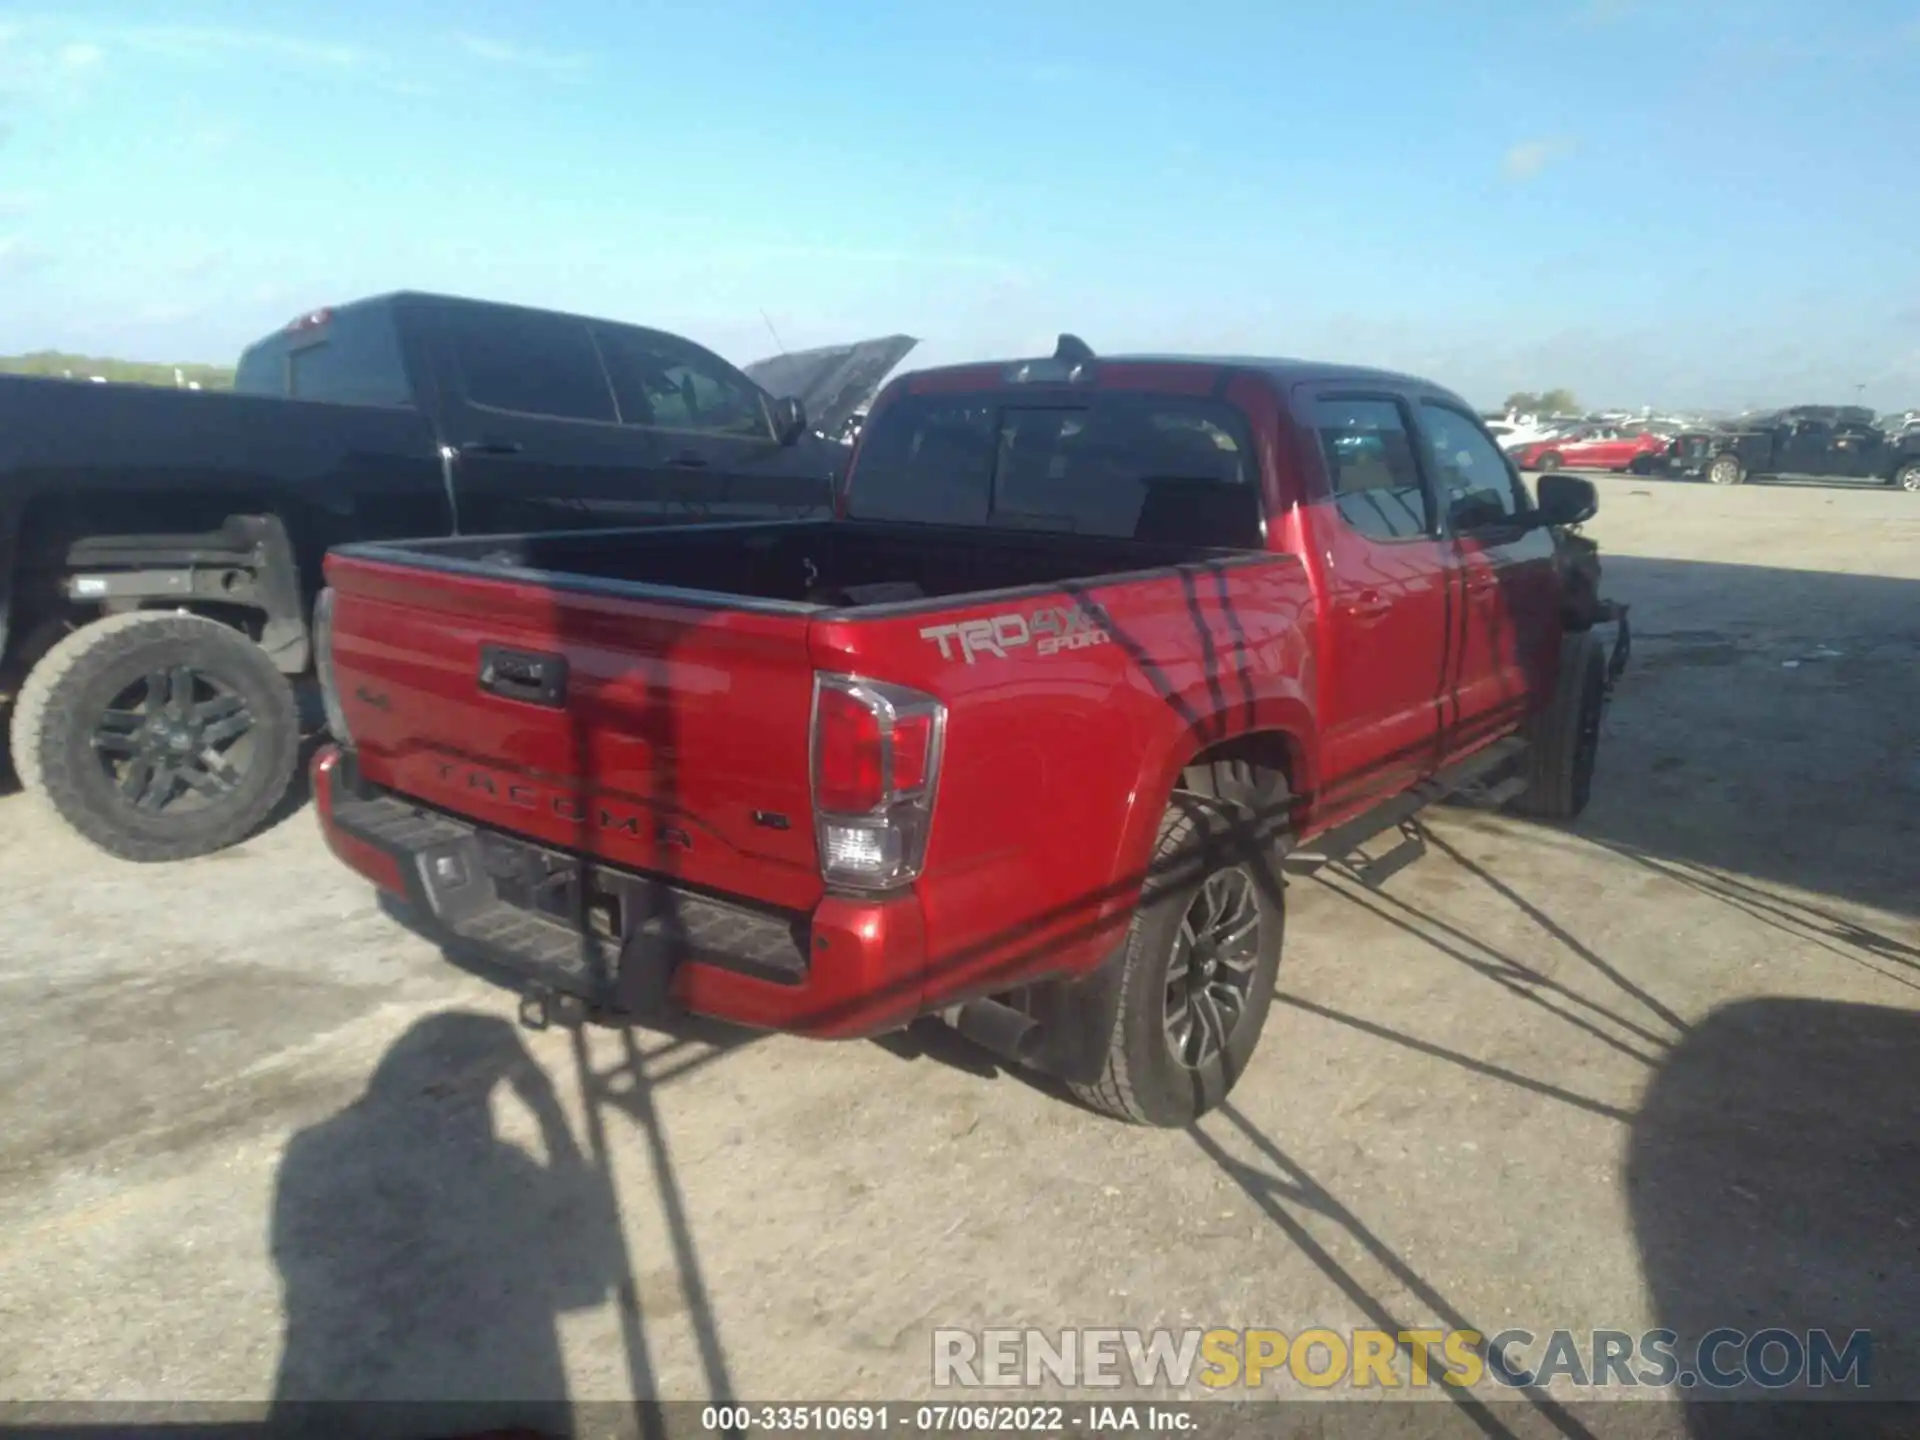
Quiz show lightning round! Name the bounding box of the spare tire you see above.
[9,612,300,862]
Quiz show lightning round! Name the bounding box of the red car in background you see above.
[1515,425,1669,473]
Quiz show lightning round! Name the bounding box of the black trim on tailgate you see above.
[325,761,810,1007]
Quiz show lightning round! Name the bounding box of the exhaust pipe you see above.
[944,998,1043,1065]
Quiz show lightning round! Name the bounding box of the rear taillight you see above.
[313,587,352,747]
[810,673,945,891]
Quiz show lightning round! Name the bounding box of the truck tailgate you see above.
[322,553,824,913]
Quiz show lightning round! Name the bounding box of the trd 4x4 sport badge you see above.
[919,605,1113,664]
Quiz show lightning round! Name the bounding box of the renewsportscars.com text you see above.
[932,1327,1873,1392]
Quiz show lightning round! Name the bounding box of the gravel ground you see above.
[1,474,1915,1436]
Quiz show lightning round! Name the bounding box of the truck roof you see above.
[892,337,1469,407]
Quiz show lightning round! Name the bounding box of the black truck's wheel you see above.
[8,612,299,862]
[1507,630,1605,823]
[1895,461,1920,493]
[1070,797,1285,1127]
[1706,454,1745,486]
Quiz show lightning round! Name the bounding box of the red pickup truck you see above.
[310,338,1629,1126]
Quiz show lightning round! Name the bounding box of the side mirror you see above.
[772,395,808,447]
[1535,472,1599,527]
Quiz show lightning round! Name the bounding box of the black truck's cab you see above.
[0,292,913,862]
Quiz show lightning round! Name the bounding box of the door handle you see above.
[459,437,524,457]
[667,450,709,469]
[1347,589,1392,620]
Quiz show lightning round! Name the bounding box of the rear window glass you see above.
[848,392,1263,546]
[232,308,411,408]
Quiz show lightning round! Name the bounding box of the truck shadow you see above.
[1558,555,1920,926]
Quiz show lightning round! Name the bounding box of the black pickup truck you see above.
[1670,405,1920,489]
[0,291,915,863]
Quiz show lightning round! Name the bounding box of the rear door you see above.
[1414,400,1559,751]
[1299,391,1455,804]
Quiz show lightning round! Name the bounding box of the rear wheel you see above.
[1895,461,1920,493]
[1536,451,1564,471]
[1070,796,1285,1126]
[1508,630,1605,822]
[1706,454,1746,486]
[9,612,300,862]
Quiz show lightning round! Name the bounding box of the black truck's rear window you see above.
[233,305,411,408]
[846,391,1264,547]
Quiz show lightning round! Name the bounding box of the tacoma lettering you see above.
[431,762,689,848]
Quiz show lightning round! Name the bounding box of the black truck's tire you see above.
[1507,630,1605,823]
[9,612,300,863]
[1706,454,1746,486]
[1069,796,1285,1127]
[1895,461,1920,493]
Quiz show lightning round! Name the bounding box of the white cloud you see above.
[0,21,105,102]
[1503,137,1575,181]
[0,237,53,276]
[453,34,589,78]
[112,26,374,71]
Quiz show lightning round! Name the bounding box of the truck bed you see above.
[335,518,1255,614]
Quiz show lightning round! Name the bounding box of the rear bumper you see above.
[311,746,928,1039]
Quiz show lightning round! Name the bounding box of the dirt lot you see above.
[1,476,1916,1435]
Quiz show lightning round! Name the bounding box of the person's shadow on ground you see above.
[269,1012,618,1439]
[1629,997,1920,1439]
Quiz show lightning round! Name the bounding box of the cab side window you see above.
[1312,397,1433,542]
[594,326,775,441]
[1418,402,1526,529]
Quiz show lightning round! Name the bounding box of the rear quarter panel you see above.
[0,375,447,617]
[813,553,1317,1005]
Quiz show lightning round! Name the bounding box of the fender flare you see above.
[1106,698,1321,915]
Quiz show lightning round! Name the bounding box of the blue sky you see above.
[1,0,1916,410]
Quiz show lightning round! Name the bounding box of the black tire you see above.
[8,612,300,862]
[1706,454,1745,486]
[1537,451,1564,472]
[1507,630,1605,822]
[1629,454,1654,475]
[1069,795,1286,1127]
[1896,461,1920,493]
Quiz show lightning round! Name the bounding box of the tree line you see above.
[1503,389,1580,416]
[0,351,235,389]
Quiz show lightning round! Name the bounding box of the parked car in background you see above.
[1671,406,1920,489]
[0,291,908,863]
[1513,425,1671,474]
